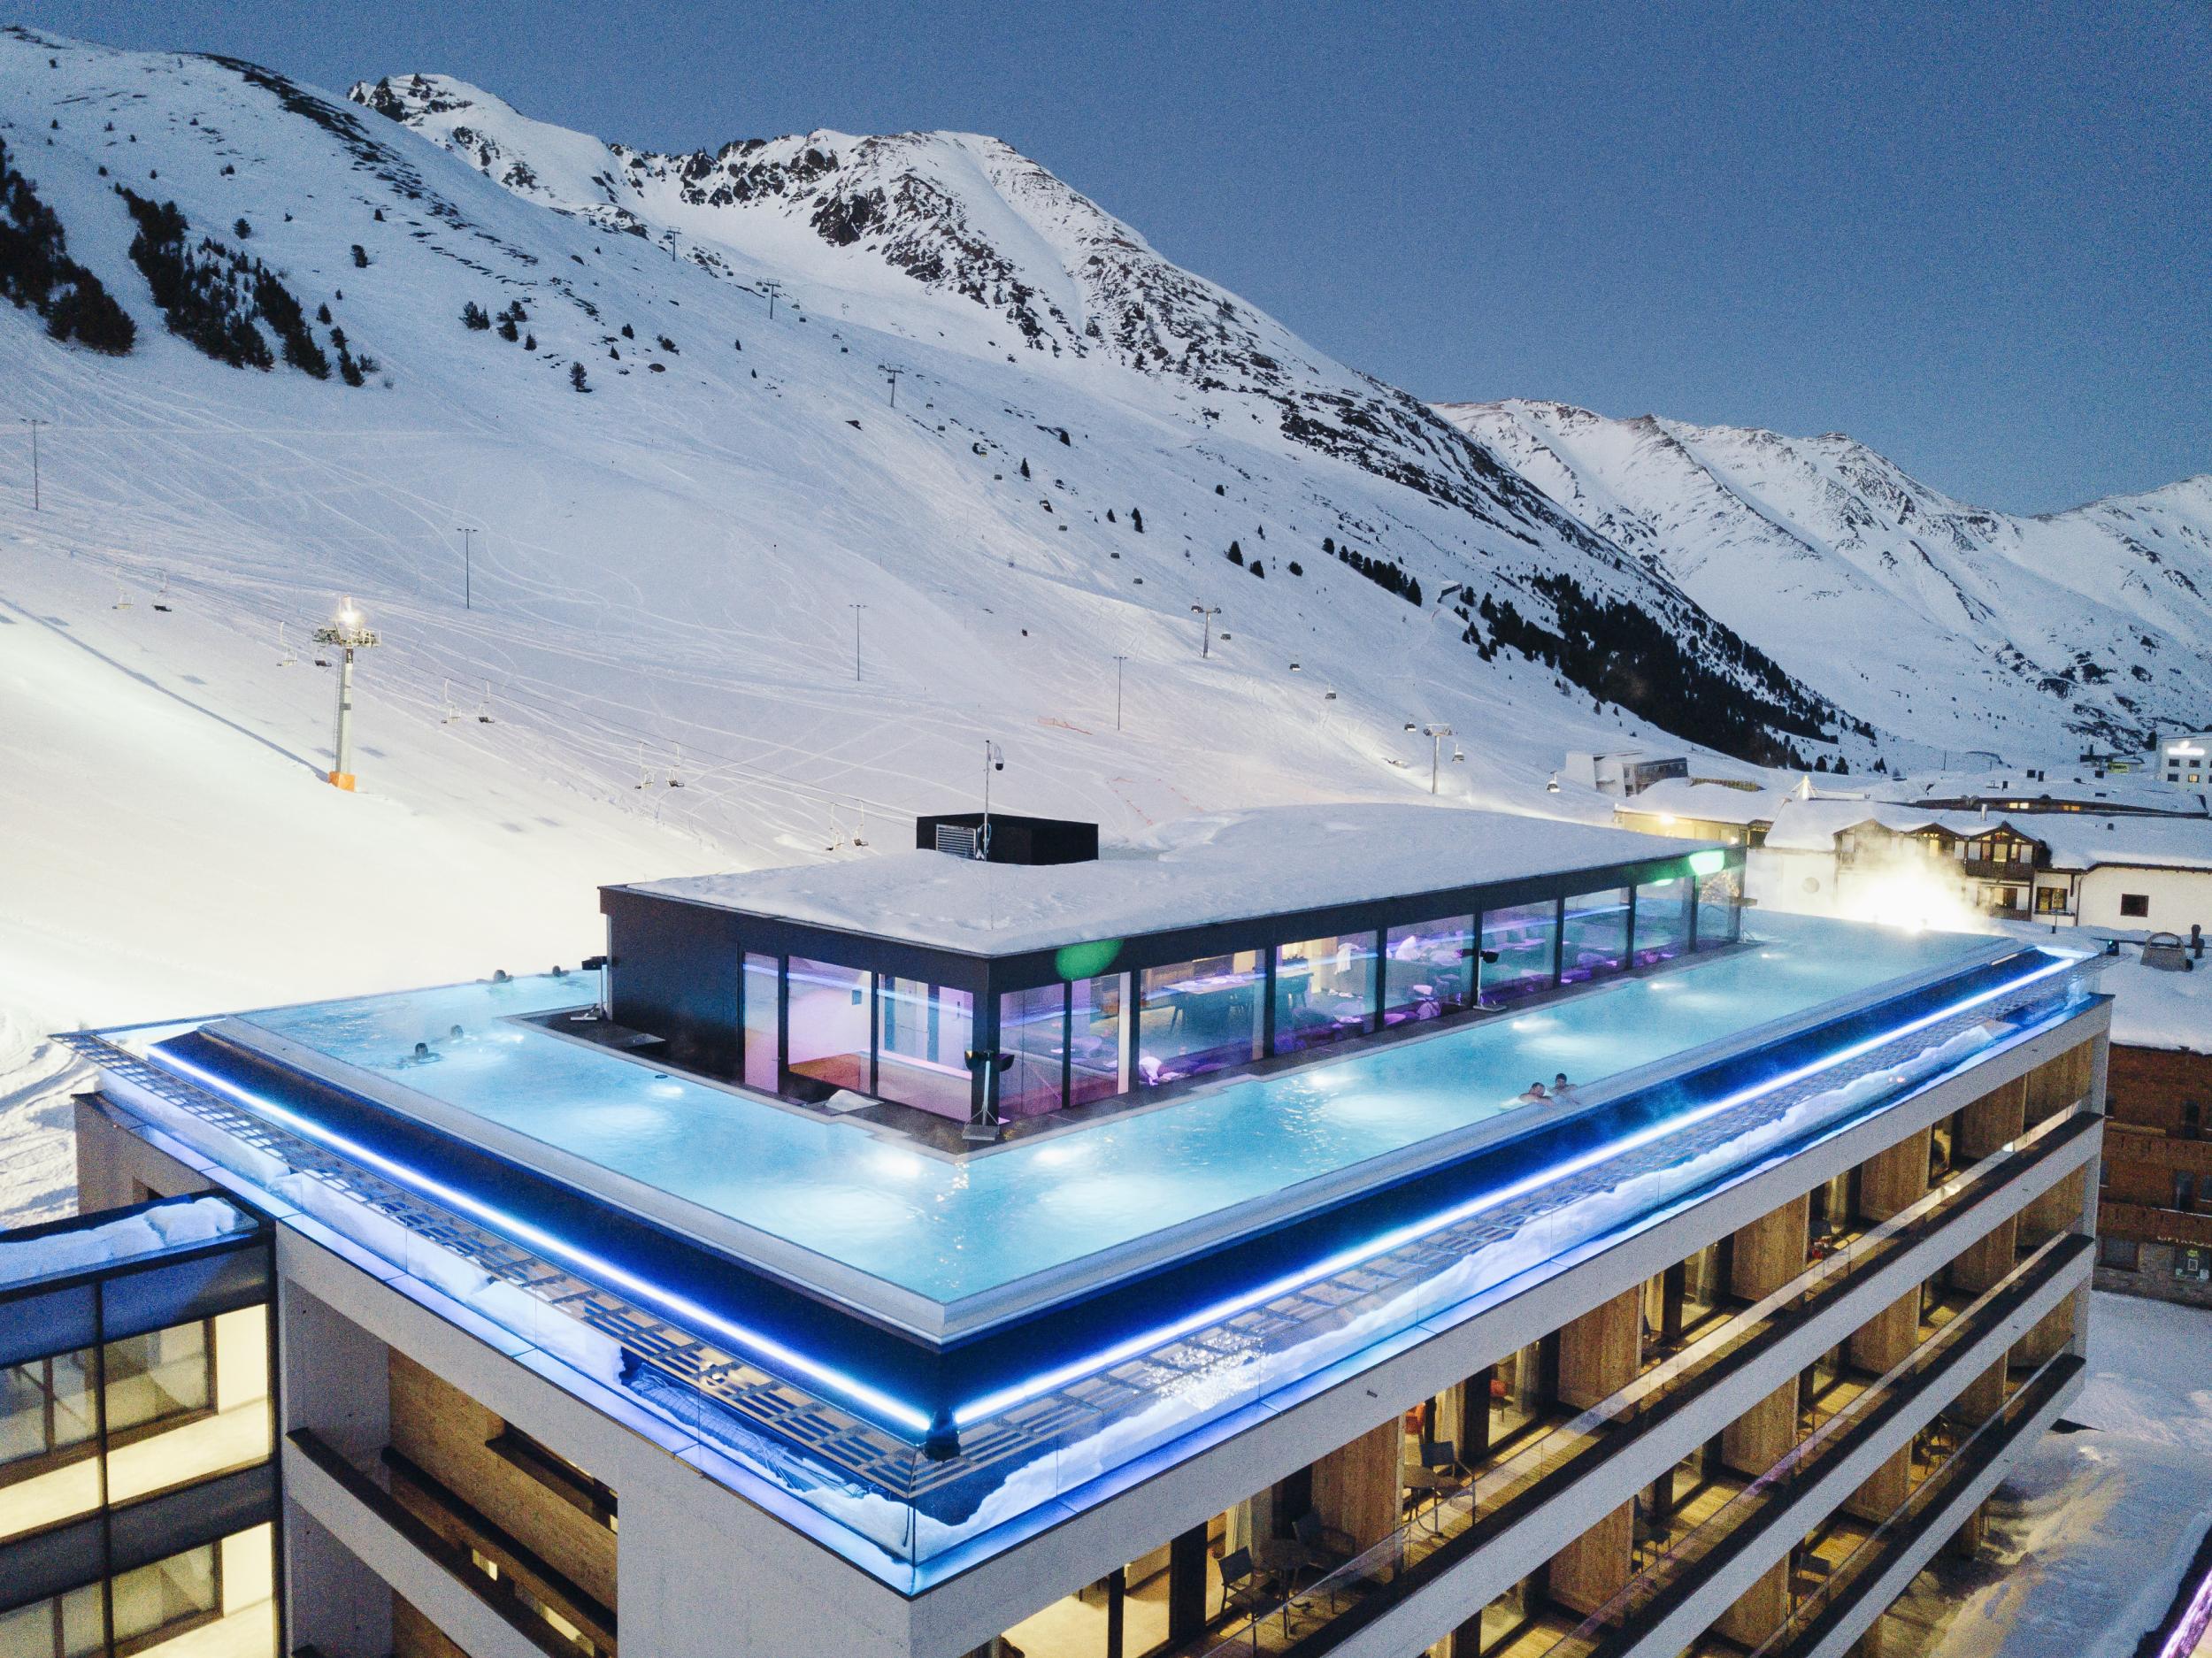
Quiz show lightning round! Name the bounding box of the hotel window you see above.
[2121,894,2150,918]
[2034,887,2069,915]
[2098,1237,2139,1272]
[1068,972,1131,1105]
[1560,887,1630,983]
[783,956,872,1101]
[1481,901,1558,1002]
[1381,916,1476,1026]
[1137,952,1263,1085]
[1272,933,1377,1053]
[999,984,1067,1119]
[876,979,975,1120]
[740,952,779,1093]
[1632,876,1693,964]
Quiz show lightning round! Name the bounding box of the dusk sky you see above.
[24,0,2208,513]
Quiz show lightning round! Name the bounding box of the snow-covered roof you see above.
[2097,947,2212,1051]
[1615,778,1788,826]
[2030,815,2212,874]
[632,803,1717,956]
[1761,798,1984,853]
[0,1197,253,1289]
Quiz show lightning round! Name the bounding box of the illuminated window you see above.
[1273,933,1377,1053]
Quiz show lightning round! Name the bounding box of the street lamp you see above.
[312,596,380,791]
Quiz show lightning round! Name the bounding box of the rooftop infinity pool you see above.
[186,914,2007,1333]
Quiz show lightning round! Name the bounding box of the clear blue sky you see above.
[22,0,2209,512]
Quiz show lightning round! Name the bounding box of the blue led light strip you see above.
[154,1050,936,1435]
[150,948,2078,1447]
[949,949,2080,1425]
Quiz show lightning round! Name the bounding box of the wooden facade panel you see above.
[2107,1044,2212,1135]
[1843,1443,1912,1524]
[1720,1379,1799,1478]
[2099,1201,2212,1247]
[1947,1217,2018,1295]
[1308,1416,1402,1555]
[1859,1130,1932,1222]
[387,1351,619,1617]
[1548,1501,1634,1616]
[1731,1194,1811,1301]
[1847,1289,1921,1374]
[1556,1289,1641,1410]
[2024,1040,2097,1125]
[392,1593,470,1658]
[1958,1076,2027,1161]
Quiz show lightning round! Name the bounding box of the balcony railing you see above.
[1743,1349,2080,1658]
[1529,1228,2085,1658]
[1189,1101,2093,1657]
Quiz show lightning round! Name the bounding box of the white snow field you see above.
[1909,1292,2212,1658]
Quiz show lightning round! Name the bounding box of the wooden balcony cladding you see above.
[2103,1128,2212,1174]
[2099,1201,2212,1247]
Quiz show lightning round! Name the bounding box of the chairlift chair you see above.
[475,682,495,724]
[439,679,458,723]
[634,741,655,789]
[276,623,296,668]
[666,744,684,788]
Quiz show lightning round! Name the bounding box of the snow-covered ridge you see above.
[1439,399,2212,753]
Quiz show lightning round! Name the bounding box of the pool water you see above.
[220,915,2005,1318]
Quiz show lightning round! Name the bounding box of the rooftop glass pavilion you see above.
[600,806,1750,1136]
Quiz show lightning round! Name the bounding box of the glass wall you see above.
[1137,953,1263,1086]
[741,952,779,1094]
[1068,973,1131,1106]
[1381,916,1476,1026]
[784,957,872,1100]
[999,986,1067,1120]
[1632,876,1694,966]
[1272,933,1377,1054]
[3,1305,269,1540]
[1480,902,1558,1004]
[0,1524,276,1657]
[1697,864,1744,948]
[875,979,975,1120]
[1560,887,1631,984]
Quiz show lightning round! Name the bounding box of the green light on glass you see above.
[1687,849,1728,877]
[1055,939,1123,980]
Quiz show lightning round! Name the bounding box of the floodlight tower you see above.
[313,596,380,790]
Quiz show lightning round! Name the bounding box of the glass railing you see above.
[66,948,2101,1589]
[1741,1347,2074,1658]
[1530,1228,2082,1658]
[1189,1101,2091,1655]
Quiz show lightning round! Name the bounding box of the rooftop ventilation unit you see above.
[916,813,1099,865]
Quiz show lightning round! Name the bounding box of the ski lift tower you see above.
[313,596,380,791]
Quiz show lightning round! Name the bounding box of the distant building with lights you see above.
[2158,731,2212,790]
[8,804,2111,1658]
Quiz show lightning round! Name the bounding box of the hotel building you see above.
[4,804,2109,1658]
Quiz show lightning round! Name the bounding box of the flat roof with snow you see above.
[626,804,1704,956]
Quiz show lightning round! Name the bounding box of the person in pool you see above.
[1516,1081,1549,1103]
[1552,1072,1577,1102]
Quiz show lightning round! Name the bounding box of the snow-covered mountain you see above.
[0,24,2201,1221]
[1440,400,2212,754]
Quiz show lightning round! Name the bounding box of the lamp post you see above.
[849,603,867,682]
[979,741,1004,858]
[313,596,380,791]
[1113,654,1127,731]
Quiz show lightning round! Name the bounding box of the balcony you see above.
[1157,1109,2095,1658]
